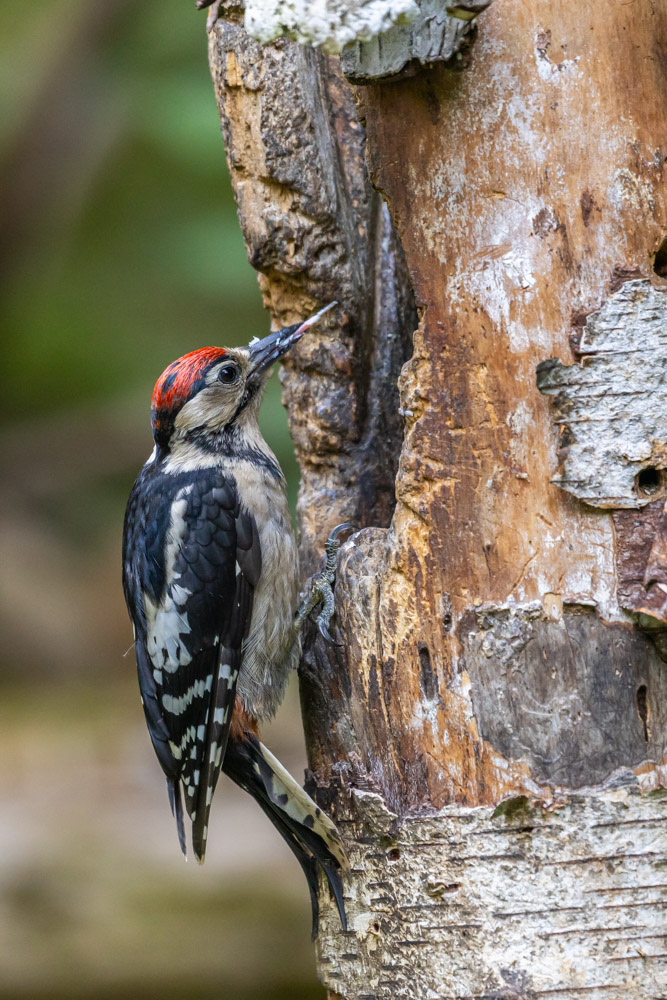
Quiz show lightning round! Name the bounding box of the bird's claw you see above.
[317,617,337,645]
[296,522,356,644]
[323,522,356,581]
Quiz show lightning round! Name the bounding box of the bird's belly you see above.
[234,464,299,720]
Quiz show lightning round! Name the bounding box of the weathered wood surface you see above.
[319,783,667,999]
[461,603,667,787]
[615,500,667,625]
[209,1,416,572]
[643,501,667,624]
[327,0,667,804]
[240,0,489,72]
[208,0,667,995]
[536,280,667,510]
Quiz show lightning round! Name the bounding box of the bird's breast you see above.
[230,457,300,721]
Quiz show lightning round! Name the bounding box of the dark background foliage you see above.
[0,3,318,997]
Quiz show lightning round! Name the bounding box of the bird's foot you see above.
[295,523,355,643]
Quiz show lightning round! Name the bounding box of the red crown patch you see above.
[151,347,226,438]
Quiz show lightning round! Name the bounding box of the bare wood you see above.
[208,0,667,995]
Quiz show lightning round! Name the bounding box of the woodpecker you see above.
[122,304,347,936]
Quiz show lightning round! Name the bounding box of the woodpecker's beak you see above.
[247,302,337,376]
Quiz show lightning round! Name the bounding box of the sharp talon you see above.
[327,522,356,543]
[318,621,335,644]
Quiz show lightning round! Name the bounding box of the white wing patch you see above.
[145,487,194,672]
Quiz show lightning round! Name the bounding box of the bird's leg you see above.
[295,523,355,644]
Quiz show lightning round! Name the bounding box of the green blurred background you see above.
[0,2,321,997]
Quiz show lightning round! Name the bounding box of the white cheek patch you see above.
[174,386,239,434]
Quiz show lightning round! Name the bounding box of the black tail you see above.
[222,733,348,939]
[167,778,187,859]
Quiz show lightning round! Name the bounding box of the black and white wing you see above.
[122,464,261,861]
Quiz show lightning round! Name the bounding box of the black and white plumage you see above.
[122,304,347,935]
[123,464,259,857]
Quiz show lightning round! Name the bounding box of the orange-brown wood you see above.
[209,0,667,814]
[337,0,667,806]
[209,4,667,992]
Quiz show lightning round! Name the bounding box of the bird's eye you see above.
[218,363,240,385]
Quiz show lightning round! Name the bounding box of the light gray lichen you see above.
[244,0,418,51]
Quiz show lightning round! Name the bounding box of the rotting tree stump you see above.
[207,1,667,996]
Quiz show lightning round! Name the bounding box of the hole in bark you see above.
[635,467,664,497]
[418,643,438,700]
[372,920,380,933]
[654,237,667,278]
[636,685,650,742]
[388,848,401,862]
[441,593,453,632]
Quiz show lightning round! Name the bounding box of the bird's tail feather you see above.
[222,733,348,937]
[167,778,187,859]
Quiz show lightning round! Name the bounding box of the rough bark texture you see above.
[319,782,667,998]
[208,0,667,995]
[209,0,416,573]
[536,279,667,510]
[340,0,485,84]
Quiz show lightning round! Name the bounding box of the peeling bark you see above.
[241,0,490,70]
[341,1,488,84]
[207,0,667,995]
[536,280,667,510]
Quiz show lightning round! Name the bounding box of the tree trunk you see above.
[208,1,667,996]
